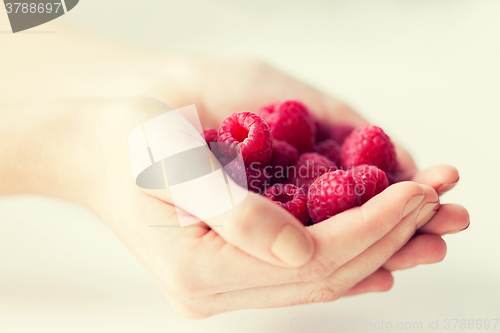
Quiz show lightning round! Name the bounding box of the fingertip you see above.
[418,203,470,235]
[431,236,447,263]
[380,181,426,219]
[379,269,395,292]
[437,180,459,196]
[412,165,460,193]
[417,234,447,265]
[383,234,447,271]
[439,165,459,183]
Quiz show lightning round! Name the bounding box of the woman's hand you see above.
[0,95,468,319]
[1,55,469,318]
[150,57,468,270]
[56,56,469,316]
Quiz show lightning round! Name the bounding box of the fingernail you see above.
[437,181,458,196]
[271,225,313,267]
[417,202,439,227]
[445,221,470,234]
[402,194,425,218]
[417,210,438,228]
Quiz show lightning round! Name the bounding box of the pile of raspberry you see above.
[203,100,398,225]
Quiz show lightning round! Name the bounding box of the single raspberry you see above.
[349,165,388,205]
[329,123,355,145]
[287,152,337,189]
[266,139,299,184]
[259,100,316,153]
[341,125,397,172]
[202,128,218,146]
[315,139,341,166]
[222,158,271,194]
[307,170,357,223]
[218,112,273,165]
[262,183,309,224]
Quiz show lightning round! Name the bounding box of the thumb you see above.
[205,190,315,268]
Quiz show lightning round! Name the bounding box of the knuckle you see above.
[303,282,341,304]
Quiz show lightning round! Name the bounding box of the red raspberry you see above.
[349,165,388,205]
[287,152,337,189]
[259,100,316,153]
[315,139,341,166]
[262,184,309,224]
[307,170,357,223]
[218,112,273,165]
[202,128,218,146]
[341,125,397,172]
[222,158,271,194]
[266,139,298,184]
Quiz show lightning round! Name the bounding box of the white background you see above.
[1,0,499,332]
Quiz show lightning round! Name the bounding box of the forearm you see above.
[0,20,201,109]
[0,102,94,203]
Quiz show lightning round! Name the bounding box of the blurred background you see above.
[1,0,499,332]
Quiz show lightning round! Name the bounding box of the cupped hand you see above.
[65,57,469,317]
[47,95,464,319]
[155,58,470,296]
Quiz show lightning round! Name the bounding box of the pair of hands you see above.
[3,58,469,319]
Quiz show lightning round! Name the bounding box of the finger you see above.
[307,181,426,272]
[411,165,459,195]
[200,184,433,313]
[320,185,437,285]
[342,268,394,296]
[197,183,432,311]
[418,203,470,235]
[382,234,447,271]
[415,185,440,229]
[205,191,315,268]
[160,182,424,296]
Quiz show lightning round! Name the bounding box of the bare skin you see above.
[0,22,469,318]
